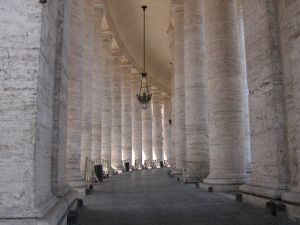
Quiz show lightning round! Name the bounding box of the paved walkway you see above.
[78,168,296,225]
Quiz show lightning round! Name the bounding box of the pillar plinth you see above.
[204,0,248,190]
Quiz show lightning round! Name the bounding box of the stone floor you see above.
[78,168,297,225]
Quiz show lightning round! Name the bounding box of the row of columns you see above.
[170,0,250,188]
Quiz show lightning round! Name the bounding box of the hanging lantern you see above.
[137,5,152,110]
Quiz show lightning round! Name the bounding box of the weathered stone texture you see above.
[240,0,288,196]
[91,4,104,161]
[171,0,186,170]
[80,0,94,174]
[121,64,132,164]
[162,96,172,162]
[204,0,247,187]
[237,3,251,173]
[0,0,58,218]
[51,0,69,196]
[101,30,113,165]
[184,0,209,180]
[111,48,122,169]
[152,88,163,162]
[66,0,85,187]
[131,71,143,165]
[142,94,153,162]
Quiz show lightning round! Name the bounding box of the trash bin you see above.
[94,164,103,182]
[125,162,130,172]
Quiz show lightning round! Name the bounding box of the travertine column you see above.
[91,2,105,161]
[204,0,248,189]
[0,0,60,218]
[111,48,123,170]
[51,0,70,196]
[152,87,163,163]
[121,62,132,164]
[101,29,113,165]
[66,0,86,188]
[280,0,300,208]
[131,70,143,167]
[171,0,186,172]
[80,0,94,175]
[142,84,153,163]
[184,0,209,181]
[162,95,172,163]
[240,0,288,199]
[237,3,251,173]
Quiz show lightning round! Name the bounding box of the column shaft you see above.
[142,92,153,164]
[162,96,172,164]
[172,0,186,172]
[237,3,251,173]
[240,0,288,198]
[101,30,113,165]
[91,4,104,161]
[204,0,247,189]
[184,0,209,181]
[121,63,132,164]
[131,71,143,168]
[66,0,86,188]
[152,88,163,163]
[80,0,94,174]
[111,48,122,169]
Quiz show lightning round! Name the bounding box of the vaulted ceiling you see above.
[106,0,172,94]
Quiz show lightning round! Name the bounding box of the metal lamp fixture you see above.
[137,5,152,110]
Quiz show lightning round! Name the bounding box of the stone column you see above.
[51,0,70,197]
[121,61,132,164]
[237,3,251,173]
[66,0,86,188]
[142,84,153,164]
[91,2,105,161]
[162,95,172,164]
[152,87,163,163]
[80,0,94,175]
[0,0,60,219]
[184,0,209,182]
[111,47,123,170]
[131,70,143,168]
[101,29,113,165]
[204,0,248,190]
[280,0,300,211]
[240,0,288,199]
[171,0,186,173]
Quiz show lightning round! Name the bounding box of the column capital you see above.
[151,86,160,95]
[131,69,141,80]
[121,59,132,70]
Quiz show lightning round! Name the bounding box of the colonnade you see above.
[1,0,300,223]
[169,0,300,220]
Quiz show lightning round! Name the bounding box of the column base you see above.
[0,190,79,225]
[183,172,208,183]
[203,174,249,192]
[171,168,183,177]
